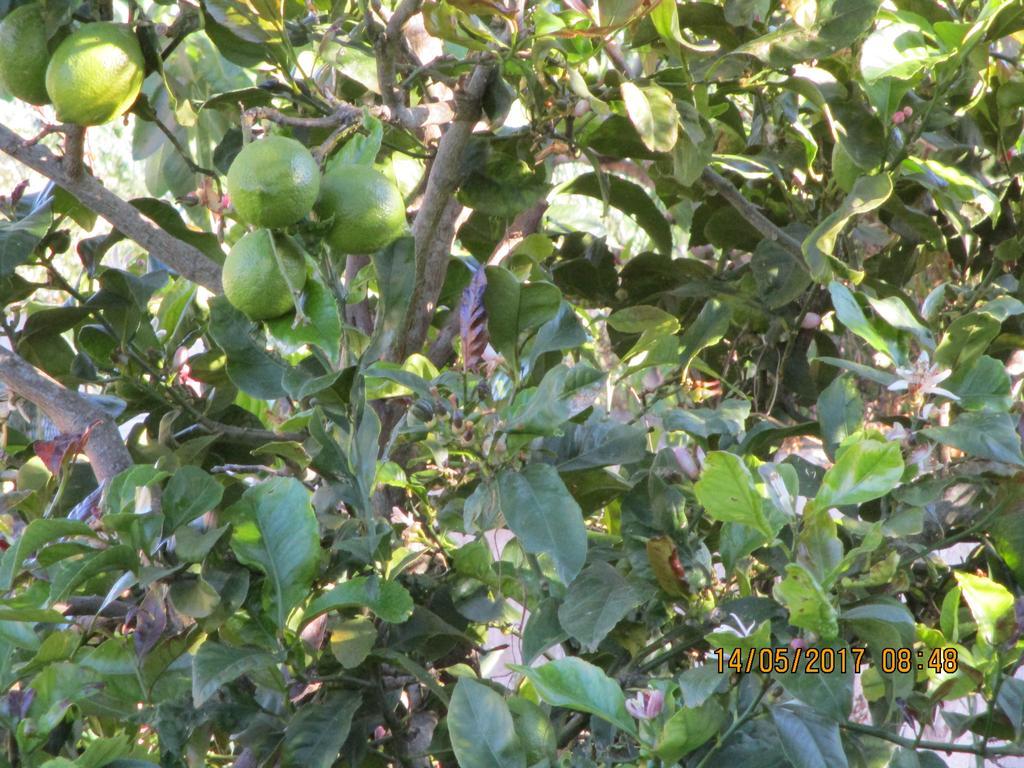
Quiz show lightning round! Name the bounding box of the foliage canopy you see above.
[1,0,1024,765]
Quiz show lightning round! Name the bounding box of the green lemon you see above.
[317,164,406,254]
[45,22,144,125]
[222,229,307,321]
[16,456,51,492]
[226,136,320,229]
[0,4,51,105]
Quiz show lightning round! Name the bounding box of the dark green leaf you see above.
[283,694,362,768]
[498,463,587,585]
[227,478,320,628]
[510,657,636,736]
[558,172,673,255]
[448,678,526,768]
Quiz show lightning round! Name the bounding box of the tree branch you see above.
[0,122,223,293]
[0,346,131,482]
[700,167,808,272]
[246,100,453,134]
[840,720,1024,758]
[388,64,492,362]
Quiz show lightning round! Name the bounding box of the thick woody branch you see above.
[389,65,492,362]
[700,167,808,272]
[0,347,132,482]
[0,122,223,293]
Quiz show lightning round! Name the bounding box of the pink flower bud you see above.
[801,312,821,329]
[902,106,913,117]
[672,446,701,480]
[891,111,905,125]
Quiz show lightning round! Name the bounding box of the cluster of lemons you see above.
[0,4,406,322]
[223,137,406,320]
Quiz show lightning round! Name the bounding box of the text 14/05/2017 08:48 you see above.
[715,646,960,675]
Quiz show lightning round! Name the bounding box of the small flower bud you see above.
[800,312,821,330]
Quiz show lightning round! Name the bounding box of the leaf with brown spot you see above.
[459,267,489,372]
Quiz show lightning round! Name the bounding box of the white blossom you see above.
[887,352,959,401]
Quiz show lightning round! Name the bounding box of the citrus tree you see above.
[1,0,1024,765]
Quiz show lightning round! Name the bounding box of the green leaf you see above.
[841,598,916,647]
[934,312,1001,369]
[664,399,750,438]
[828,281,900,362]
[48,545,140,604]
[923,412,1024,466]
[0,196,51,276]
[773,563,839,640]
[330,617,378,668]
[816,376,863,457]
[366,237,416,361]
[302,576,414,625]
[448,678,526,768]
[946,355,1012,411]
[771,705,848,768]
[169,577,221,618]
[483,266,561,365]
[162,466,223,532]
[266,269,343,367]
[777,646,853,721]
[227,478,320,628]
[208,296,287,399]
[804,175,892,281]
[860,22,946,83]
[546,416,648,472]
[557,562,643,651]
[620,82,678,153]
[558,172,673,255]
[498,463,587,584]
[655,700,725,762]
[694,451,771,537]
[191,641,276,707]
[509,658,637,736]
[813,439,903,510]
[753,237,812,309]
[333,115,383,166]
[607,304,678,334]
[504,364,605,435]
[0,519,96,590]
[679,298,732,372]
[955,572,1014,644]
[283,694,362,768]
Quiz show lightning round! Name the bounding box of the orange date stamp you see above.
[716,646,959,675]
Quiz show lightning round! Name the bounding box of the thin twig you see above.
[840,720,1024,757]
[700,167,808,273]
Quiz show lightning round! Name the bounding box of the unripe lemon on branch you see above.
[222,229,307,321]
[316,164,406,254]
[0,3,51,105]
[45,22,144,125]
[226,136,320,229]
